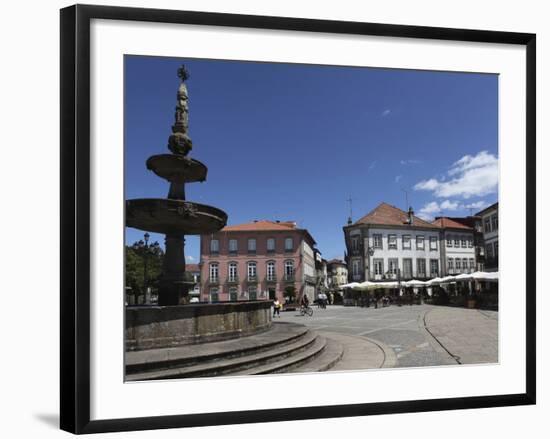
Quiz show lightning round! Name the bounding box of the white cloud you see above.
[381,109,391,117]
[185,255,196,262]
[417,198,474,220]
[395,175,402,183]
[464,200,488,210]
[368,161,377,171]
[440,200,460,210]
[400,159,421,165]
[414,150,498,199]
[418,201,441,220]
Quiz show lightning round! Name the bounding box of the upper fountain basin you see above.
[146,154,207,184]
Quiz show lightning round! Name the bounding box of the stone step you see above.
[289,337,344,373]
[227,335,328,376]
[126,322,308,375]
[127,329,318,381]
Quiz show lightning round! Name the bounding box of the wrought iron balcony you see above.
[265,276,277,283]
[226,276,239,284]
[208,277,219,285]
[284,274,295,282]
[247,275,258,283]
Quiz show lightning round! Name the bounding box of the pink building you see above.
[200,220,318,303]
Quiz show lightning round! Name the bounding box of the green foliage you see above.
[284,285,296,300]
[125,241,165,296]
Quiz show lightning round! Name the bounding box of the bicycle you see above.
[300,305,313,316]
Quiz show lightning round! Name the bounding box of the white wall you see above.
[1,1,547,439]
[366,227,441,278]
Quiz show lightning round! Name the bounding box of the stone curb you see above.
[419,307,461,365]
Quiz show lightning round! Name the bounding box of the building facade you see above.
[199,220,318,303]
[326,259,348,293]
[343,203,477,282]
[476,202,499,271]
[432,217,477,276]
[186,263,201,298]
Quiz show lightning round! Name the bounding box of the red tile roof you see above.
[432,217,473,230]
[221,220,297,232]
[186,263,200,272]
[354,202,439,229]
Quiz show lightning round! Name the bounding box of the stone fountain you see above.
[126,65,228,306]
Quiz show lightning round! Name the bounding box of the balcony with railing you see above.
[226,275,239,284]
[265,275,277,283]
[284,274,295,282]
[208,276,219,285]
[246,275,258,283]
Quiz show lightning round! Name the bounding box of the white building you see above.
[343,203,477,282]
[344,203,443,282]
[432,217,477,275]
[476,202,498,272]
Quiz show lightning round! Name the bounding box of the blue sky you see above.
[125,56,498,262]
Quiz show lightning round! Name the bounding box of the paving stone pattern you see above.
[279,304,498,368]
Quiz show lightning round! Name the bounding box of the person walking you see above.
[273,298,281,317]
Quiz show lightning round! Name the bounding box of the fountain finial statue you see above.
[169,64,193,155]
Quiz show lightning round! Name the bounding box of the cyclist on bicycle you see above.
[300,294,309,311]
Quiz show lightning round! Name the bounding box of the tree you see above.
[125,241,165,300]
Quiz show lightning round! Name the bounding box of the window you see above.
[416,236,425,250]
[373,259,384,276]
[429,236,438,250]
[209,287,219,302]
[430,259,439,276]
[468,238,473,248]
[388,234,397,249]
[446,235,453,247]
[267,238,275,253]
[229,287,238,301]
[228,262,237,282]
[484,217,491,233]
[493,241,498,258]
[388,258,399,275]
[448,258,454,273]
[285,237,294,252]
[373,234,383,249]
[491,214,498,231]
[403,258,413,278]
[454,236,460,247]
[469,258,475,270]
[247,261,257,280]
[486,244,494,259]
[209,263,219,282]
[461,237,467,248]
[285,260,295,280]
[462,258,468,272]
[455,259,461,271]
[352,259,360,277]
[267,261,276,281]
[210,239,219,254]
[228,239,238,254]
[248,285,257,300]
[417,259,426,277]
[247,238,256,253]
[402,235,411,249]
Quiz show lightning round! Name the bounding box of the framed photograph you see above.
[60,4,536,434]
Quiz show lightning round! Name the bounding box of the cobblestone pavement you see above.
[278,304,498,368]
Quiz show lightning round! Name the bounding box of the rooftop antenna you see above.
[401,187,409,210]
[347,196,353,225]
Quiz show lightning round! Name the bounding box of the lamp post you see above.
[133,232,160,305]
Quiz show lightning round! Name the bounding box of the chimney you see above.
[407,207,414,225]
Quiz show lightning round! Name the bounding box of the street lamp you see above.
[133,232,160,305]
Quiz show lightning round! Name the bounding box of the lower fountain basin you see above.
[146,154,207,184]
[126,198,227,235]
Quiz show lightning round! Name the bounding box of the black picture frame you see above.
[60,4,536,434]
